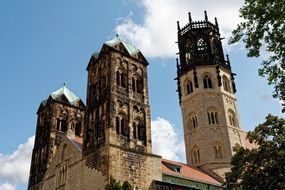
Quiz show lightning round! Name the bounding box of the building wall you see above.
[180,65,244,172]
[108,145,162,190]
[41,137,106,190]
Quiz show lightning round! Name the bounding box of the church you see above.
[28,12,252,190]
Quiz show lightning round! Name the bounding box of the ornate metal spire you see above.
[188,12,192,23]
[215,17,219,27]
[204,10,208,21]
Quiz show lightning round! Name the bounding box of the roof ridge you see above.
[104,36,140,56]
[50,85,80,105]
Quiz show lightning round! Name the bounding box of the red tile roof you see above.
[161,158,221,186]
[69,136,83,151]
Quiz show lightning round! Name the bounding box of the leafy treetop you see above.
[229,0,285,111]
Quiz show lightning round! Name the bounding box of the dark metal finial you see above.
[226,54,231,66]
[63,82,67,86]
[215,17,219,27]
[116,34,119,38]
[177,21,180,31]
[204,10,208,21]
[188,12,192,23]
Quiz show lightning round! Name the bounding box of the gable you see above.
[44,136,82,180]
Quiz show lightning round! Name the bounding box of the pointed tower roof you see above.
[87,35,148,71]
[104,35,140,56]
[50,84,80,105]
[37,84,85,114]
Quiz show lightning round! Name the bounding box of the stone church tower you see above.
[82,37,161,189]
[176,12,245,177]
[28,85,85,189]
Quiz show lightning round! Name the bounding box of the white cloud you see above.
[0,183,16,190]
[115,0,244,58]
[0,136,34,184]
[151,117,185,162]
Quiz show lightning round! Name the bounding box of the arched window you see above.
[213,145,223,159]
[190,116,198,129]
[228,109,238,127]
[132,76,143,93]
[133,119,143,139]
[222,75,231,93]
[116,115,128,137]
[203,75,213,89]
[192,146,200,164]
[207,108,219,125]
[197,38,207,51]
[57,118,67,132]
[116,70,127,88]
[186,80,194,94]
[138,125,146,143]
[191,116,198,129]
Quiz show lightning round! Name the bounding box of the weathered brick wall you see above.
[109,145,162,190]
[84,145,109,177]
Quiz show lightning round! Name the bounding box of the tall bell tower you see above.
[82,36,161,189]
[176,11,245,177]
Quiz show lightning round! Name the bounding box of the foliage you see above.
[229,0,285,111]
[105,176,133,190]
[225,114,285,190]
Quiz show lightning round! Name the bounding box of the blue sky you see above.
[0,1,283,190]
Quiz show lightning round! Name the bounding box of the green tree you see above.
[229,0,285,111]
[105,176,133,190]
[225,114,285,189]
[121,181,133,190]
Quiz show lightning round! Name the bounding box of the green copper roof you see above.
[104,36,139,56]
[50,85,80,104]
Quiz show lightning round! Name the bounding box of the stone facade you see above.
[82,38,162,189]
[176,12,246,177]
[38,137,105,190]
[28,87,85,189]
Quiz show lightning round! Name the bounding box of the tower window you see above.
[116,70,127,88]
[203,75,212,89]
[185,52,191,64]
[133,122,138,139]
[138,125,146,143]
[207,111,219,125]
[132,76,143,94]
[57,118,67,132]
[133,120,143,139]
[116,115,128,137]
[222,75,231,93]
[192,148,200,164]
[214,145,223,159]
[190,116,198,129]
[197,38,207,51]
[228,110,238,127]
[186,80,194,94]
